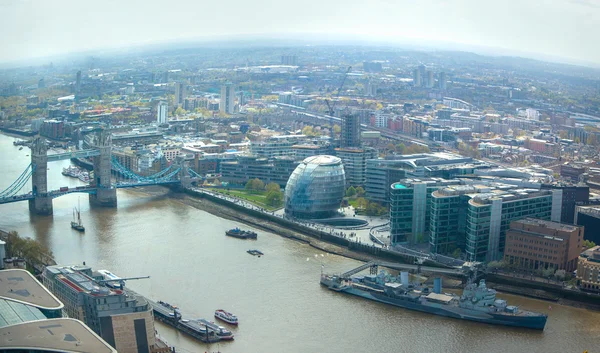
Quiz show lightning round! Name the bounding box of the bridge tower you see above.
[174,156,191,189]
[89,130,117,207]
[29,137,53,215]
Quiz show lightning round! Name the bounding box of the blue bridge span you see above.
[0,131,201,214]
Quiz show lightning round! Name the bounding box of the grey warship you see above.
[321,270,547,330]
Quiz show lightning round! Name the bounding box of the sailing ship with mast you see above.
[71,199,85,232]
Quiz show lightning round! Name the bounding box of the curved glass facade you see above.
[284,155,345,219]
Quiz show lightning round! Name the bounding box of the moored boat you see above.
[226,227,257,239]
[214,309,238,325]
[321,270,548,330]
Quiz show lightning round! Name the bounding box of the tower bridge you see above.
[0,130,199,215]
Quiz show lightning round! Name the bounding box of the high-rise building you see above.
[412,69,421,87]
[390,178,462,245]
[220,84,236,114]
[38,78,46,89]
[575,205,600,245]
[174,82,186,107]
[335,147,377,187]
[157,101,168,124]
[363,61,383,73]
[341,114,361,148]
[42,265,162,353]
[426,70,434,88]
[439,72,447,90]
[504,218,583,272]
[465,189,559,262]
[281,55,298,66]
[76,70,82,92]
[418,65,426,87]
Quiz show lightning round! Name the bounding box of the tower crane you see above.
[325,66,352,140]
[97,275,150,290]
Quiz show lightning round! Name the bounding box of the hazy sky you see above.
[1,0,599,66]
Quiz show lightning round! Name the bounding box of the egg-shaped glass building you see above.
[284,155,345,219]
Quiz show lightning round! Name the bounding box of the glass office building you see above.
[390,178,461,245]
[284,155,345,219]
[466,190,555,262]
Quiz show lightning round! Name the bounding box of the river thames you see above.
[0,133,599,353]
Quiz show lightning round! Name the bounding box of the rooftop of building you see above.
[0,269,64,310]
[302,155,341,166]
[512,218,580,232]
[580,246,600,263]
[469,188,552,206]
[392,177,461,189]
[0,298,47,328]
[44,266,119,297]
[0,318,117,353]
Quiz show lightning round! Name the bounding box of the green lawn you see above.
[209,188,282,211]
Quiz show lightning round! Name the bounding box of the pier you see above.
[138,293,223,344]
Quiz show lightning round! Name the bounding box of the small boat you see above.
[19,147,23,150]
[196,318,235,340]
[247,249,264,256]
[71,199,85,232]
[226,227,257,239]
[214,310,238,325]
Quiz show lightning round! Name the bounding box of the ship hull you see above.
[225,231,257,239]
[328,285,547,330]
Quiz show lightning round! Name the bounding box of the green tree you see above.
[355,197,368,209]
[355,186,365,197]
[252,178,265,191]
[245,179,254,191]
[451,248,462,259]
[265,182,280,193]
[5,231,54,271]
[333,124,341,135]
[346,186,357,197]
[554,269,566,281]
[542,267,555,278]
[583,240,596,249]
[174,107,187,116]
[265,190,284,207]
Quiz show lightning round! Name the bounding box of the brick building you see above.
[504,218,583,272]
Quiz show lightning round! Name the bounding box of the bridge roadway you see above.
[340,261,465,278]
[0,177,201,204]
[46,149,101,162]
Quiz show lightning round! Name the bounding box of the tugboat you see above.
[214,309,238,325]
[71,199,85,232]
[226,227,257,239]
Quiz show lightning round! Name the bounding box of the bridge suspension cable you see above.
[187,168,203,179]
[111,157,174,182]
[0,164,35,198]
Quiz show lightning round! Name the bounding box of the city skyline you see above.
[0,0,599,68]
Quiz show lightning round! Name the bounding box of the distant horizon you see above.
[1,33,599,72]
[1,0,599,71]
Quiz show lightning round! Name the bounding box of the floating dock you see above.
[125,289,222,343]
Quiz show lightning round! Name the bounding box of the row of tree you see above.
[487,260,571,281]
[4,231,54,271]
[352,197,387,216]
[245,178,284,207]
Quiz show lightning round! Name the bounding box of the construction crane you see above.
[325,66,352,140]
[97,275,150,290]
